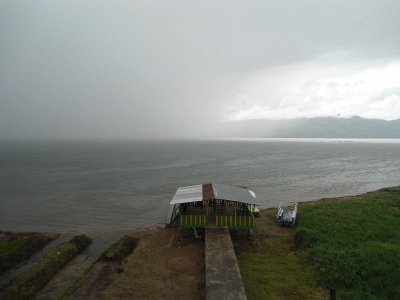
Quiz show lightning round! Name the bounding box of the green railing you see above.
[179,214,255,228]
[215,215,255,228]
[180,215,208,228]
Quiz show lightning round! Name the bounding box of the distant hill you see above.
[215,116,400,138]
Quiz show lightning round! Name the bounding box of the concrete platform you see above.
[205,228,247,300]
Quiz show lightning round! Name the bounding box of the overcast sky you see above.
[1,0,399,139]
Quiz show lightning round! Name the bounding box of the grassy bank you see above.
[295,187,400,299]
[234,210,327,299]
[0,232,59,274]
[3,235,92,300]
[235,187,400,299]
[100,235,139,263]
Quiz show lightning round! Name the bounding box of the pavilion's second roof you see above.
[170,183,258,205]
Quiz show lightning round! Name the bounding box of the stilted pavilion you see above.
[166,183,258,229]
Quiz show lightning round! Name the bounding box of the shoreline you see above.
[1,185,399,299]
[3,185,399,234]
[295,185,400,206]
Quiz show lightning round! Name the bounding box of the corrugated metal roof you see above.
[212,183,258,205]
[170,184,203,204]
[169,183,258,205]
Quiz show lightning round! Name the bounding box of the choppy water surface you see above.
[0,139,399,231]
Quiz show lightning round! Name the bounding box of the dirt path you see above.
[65,261,119,300]
[99,227,205,300]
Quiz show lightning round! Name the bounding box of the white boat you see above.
[277,202,297,226]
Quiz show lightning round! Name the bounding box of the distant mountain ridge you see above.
[216,116,400,138]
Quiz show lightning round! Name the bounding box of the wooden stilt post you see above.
[234,202,237,226]
[206,200,209,223]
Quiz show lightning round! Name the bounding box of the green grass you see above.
[295,189,400,299]
[4,235,92,300]
[0,238,27,257]
[238,235,327,300]
[0,233,58,274]
[99,235,139,263]
[237,236,326,300]
[235,212,327,300]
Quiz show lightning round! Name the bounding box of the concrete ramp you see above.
[205,228,247,300]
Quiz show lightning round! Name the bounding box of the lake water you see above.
[1,139,399,232]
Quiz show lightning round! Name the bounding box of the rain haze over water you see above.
[1,1,400,232]
[1,1,400,139]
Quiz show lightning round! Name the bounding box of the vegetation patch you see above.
[100,235,139,263]
[295,188,400,299]
[0,232,59,275]
[59,235,139,299]
[234,211,327,300]
[3,235,92,300]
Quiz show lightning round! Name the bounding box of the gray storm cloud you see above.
[0,0,399,139]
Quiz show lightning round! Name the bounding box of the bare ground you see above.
[31,227,205,299]
[99,228,205,300]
